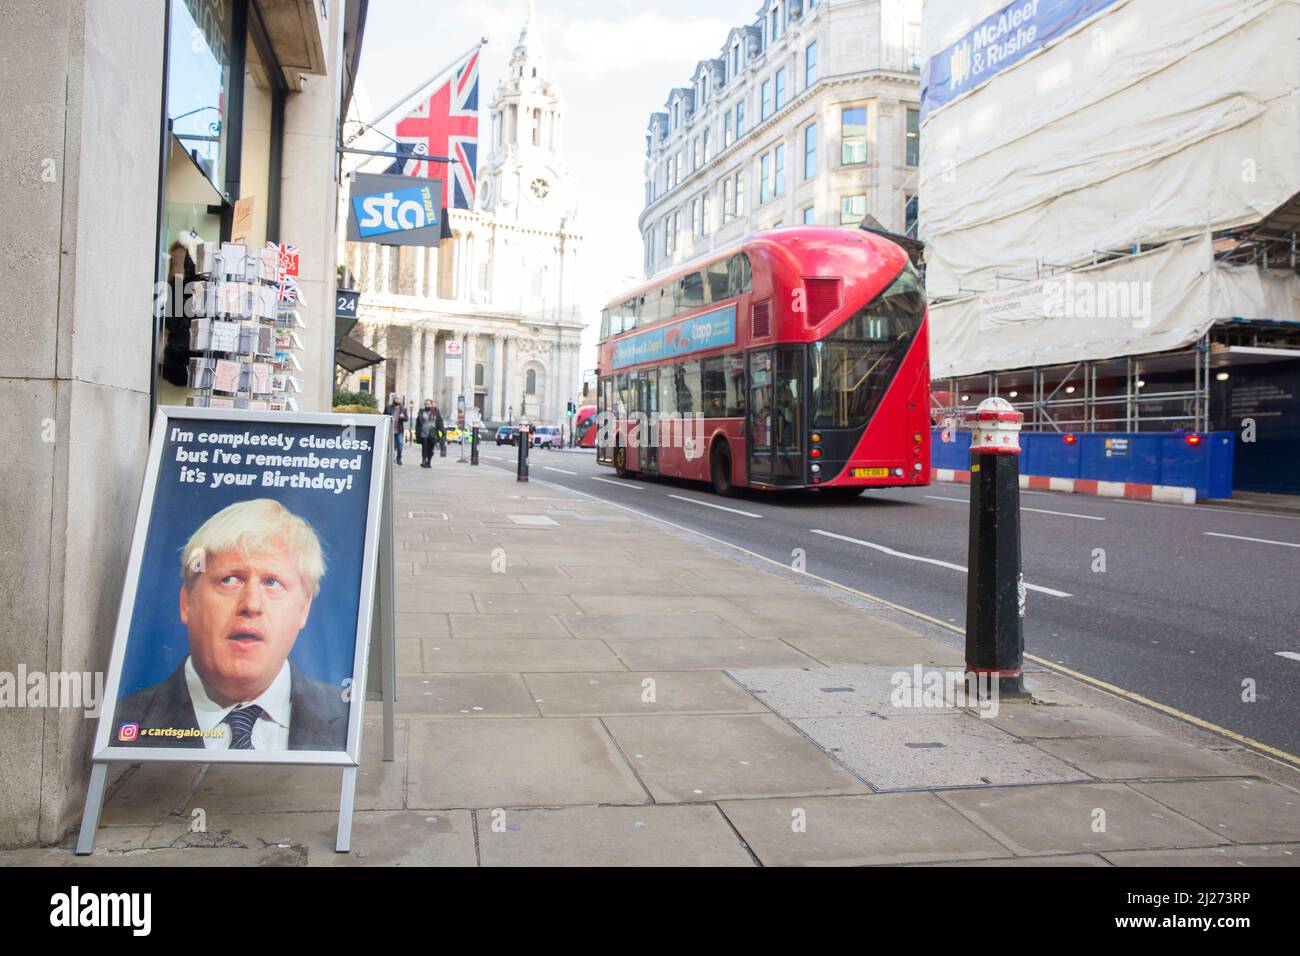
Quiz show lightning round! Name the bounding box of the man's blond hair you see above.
[180,499,325,596]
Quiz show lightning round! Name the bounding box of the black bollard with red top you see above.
[516,426,529,481]
[964,397,1030,699]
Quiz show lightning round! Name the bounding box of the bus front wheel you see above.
[710,440,736,497]
[614,443,631,478]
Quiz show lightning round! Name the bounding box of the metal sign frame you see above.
[76,406,398,854]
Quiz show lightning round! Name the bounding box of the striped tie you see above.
[224,704,264,750]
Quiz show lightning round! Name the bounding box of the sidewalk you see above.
[8,455,1300,866]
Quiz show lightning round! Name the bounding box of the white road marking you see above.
[1203,531,1300,549]
[1023,506,1104,521]
[809,529,1073,598]
[667,494,762,518]
[543,466,578,475]
[1275,651,1300,663]
[592,476,643,490]
[927,494,1103,520]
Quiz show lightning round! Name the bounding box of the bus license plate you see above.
[851,467,890,478]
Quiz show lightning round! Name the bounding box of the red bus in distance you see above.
[594,227,930,497]
[573,405,597,448]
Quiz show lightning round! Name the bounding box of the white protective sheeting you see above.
[918,0,1300,299]
[930,235,1216,378]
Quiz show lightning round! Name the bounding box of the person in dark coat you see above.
[433,404,446,457]
[415,399,438,467]
[382,395,408,465]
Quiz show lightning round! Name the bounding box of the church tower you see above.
[479,1,575,232]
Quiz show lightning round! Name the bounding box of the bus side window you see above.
[728,253,752,296]
[706,260,731,303]
[725,352,746,416]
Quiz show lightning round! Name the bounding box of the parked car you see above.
[533,425,564,449]
[495,426,517,446]
[443,425,463,443]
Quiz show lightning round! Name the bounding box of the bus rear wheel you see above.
[711,440,736,497]
[614,442,631,479]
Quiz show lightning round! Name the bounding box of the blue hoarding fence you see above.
[932,429,1235,500]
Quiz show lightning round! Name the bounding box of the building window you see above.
[475,363,485,387]
[774,143,785,196]
[840,194,866,224]
[703,128,711,163]
[526,368,537,394]
[663,215,672,255]
[803,205,816,224]
[905,21,922,72]
[775,67,787,110]
[733,44,741,76]
[803,122,816,179]
[805,41,817,88]
[673,210,680,248]
[905,194,918,238]
[906,108,919,166]
[736,100,745,136]
[760,153,771,204]
[761,80,772,121]
[841,106,867,165]
[735,170,744,215]
[724,111,734,148]
[693,137,701,171]
[675,150,682,185]
[673,102,680,128]
[722,178,732,221]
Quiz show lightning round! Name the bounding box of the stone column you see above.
[489,333,505,421]
[465,332,479,418]
[503,335,517,421]
[410,328,424,404]
[548,339,560,422]
[421,329,435,401]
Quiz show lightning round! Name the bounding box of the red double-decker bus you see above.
[573,405,598,448]
[595,227,930,497]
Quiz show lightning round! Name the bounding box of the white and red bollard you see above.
[964,397,1030,699]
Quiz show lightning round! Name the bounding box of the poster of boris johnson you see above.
[92,407,388,766]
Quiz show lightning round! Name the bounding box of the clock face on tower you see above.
[530,177,550,200]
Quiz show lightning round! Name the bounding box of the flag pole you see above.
[361,37,488,132]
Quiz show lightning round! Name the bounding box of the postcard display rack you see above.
[186,241,305,411]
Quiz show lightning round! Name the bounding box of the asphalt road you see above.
[477,443,1300,758]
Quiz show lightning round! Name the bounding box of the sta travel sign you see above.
[612,304,737,370]
[921,0,1120,119]
[346,172,443,246]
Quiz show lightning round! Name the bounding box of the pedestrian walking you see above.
[416,400,438,467]
[382,394,408,466]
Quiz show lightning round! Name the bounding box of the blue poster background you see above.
[612,304,737,370]
[115,418,376,700]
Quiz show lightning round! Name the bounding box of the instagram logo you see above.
[117,722,139,743]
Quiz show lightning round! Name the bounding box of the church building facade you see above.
[339,9,584,427]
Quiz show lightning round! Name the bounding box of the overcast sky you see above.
[355,0,751,371]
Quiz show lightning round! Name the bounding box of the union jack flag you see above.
[385,47,480,210]
[267,241,299,303]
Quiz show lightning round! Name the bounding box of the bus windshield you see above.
[809,262,925,430]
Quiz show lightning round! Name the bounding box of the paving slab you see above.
[986,701,1162,739]
[421,638,625,673]
[473,594,583,614]
[396,674,541,718]
[181,719,407,813]
[100,762,205,827]
[396,637,423,673]
[782,633,965,666]
[728,665,964,717]
[145,810,477,866]
[1128,778,1300,844]
[560,613,747,640]
[911,853,1111,867]
[0,846,303,867]
[521,578,697,596]
[602,713,871,803]
[1032,736,1249,780]
[718,793,1011,866]
[406,718,648,808]
[936,783,1226,856]
[405,575,526,593]
[792,713,1088,790]
[603,636,819,670]
[522,671,769,716]
[476,805,755,867]
[1101,843,1300,866]
[447,613,573,639]
[397,592,478,613]
[396,612,451,640]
